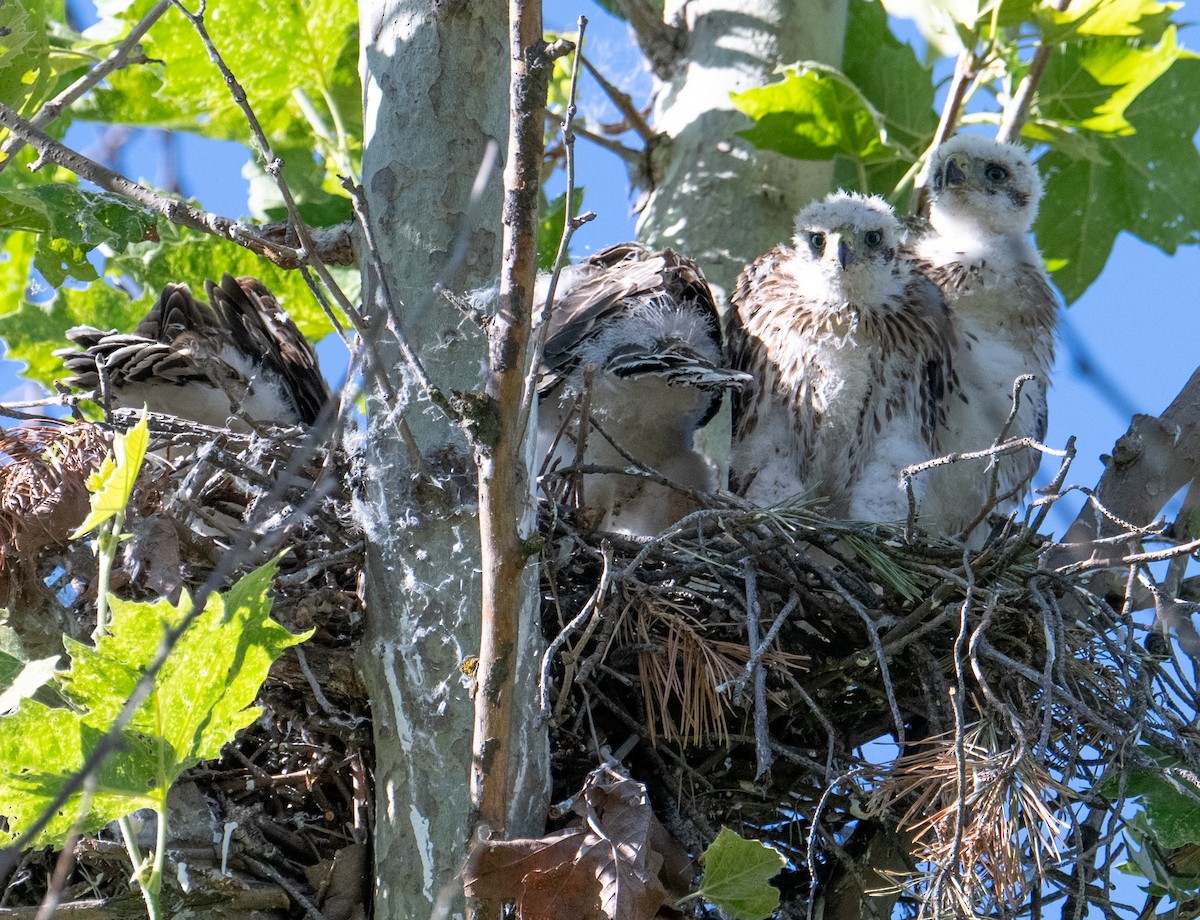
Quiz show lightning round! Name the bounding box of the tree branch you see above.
[0,0,172,174]
[997,0,1072,144]
[0,101,307,267]
[579,54,657,144]
[518,27,592,438]
[1046,367,1200,597]
[471,0,557,850]
[617,0,685,80]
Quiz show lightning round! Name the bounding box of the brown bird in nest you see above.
[56,274,330,430]
[536,242,750,536]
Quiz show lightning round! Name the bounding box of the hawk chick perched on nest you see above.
[537,242,749,537]
[57,274,330,430]
[910,135,1058,535]
[728,191,955,522]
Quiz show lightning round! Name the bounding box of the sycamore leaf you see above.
[0,559,307,847]
[1036,0,1180,42]
[733,64,902,163]
[1037,28,1184,135]
[0,0,52,128]
[836,0,938,198]
[844,0,938,150]
[81,0,360,167]
[0,655,61,715]
[1105,764,1200,850]
[538,188,586,271]
[466,767,685,920]
[1035,53,1200,302]
[876,0,1034,56]
[692,828,785,920]
[0,184,158,286]
[71,413,150,538]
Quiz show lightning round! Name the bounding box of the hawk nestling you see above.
[910,135,1058,534]
[537,242,749,536]
[728,192,955,521]
[58,274,330,430]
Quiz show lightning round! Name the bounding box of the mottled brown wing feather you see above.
[539,242,723,400]
[206,274,330,426]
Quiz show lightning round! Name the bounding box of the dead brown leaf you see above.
[466,765,693,919]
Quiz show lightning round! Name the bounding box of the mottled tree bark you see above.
[356,4,508,918]
[635,0,848,294]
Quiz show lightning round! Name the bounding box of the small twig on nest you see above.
[740,560,773,780]
[542,542,613,717]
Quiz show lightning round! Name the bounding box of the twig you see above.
[0,101,307,267]
[541,544,613,715]
[579,54,657,144]
[518,17,591,439]
[741,561,773,780]
[0,0,172,174]
[997,0,1072,144]
[914,50,979,216]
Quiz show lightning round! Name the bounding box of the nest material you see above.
[540,489,1200,918]
[5,413,1200,919]
[0,415,369,920]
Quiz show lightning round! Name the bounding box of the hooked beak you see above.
[836,238,854,269]
[941,155,967,189]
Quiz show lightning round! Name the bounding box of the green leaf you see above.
[691,827,785,920]
[1035,51,1200,302]
[0,0,52,126]
[71,414,150,538]
[81,0,361,170]
[537,188,585,271]
[1037,28,1184,135]
[0,560,309,847]
[843,0,938,150]
[0,184,158,286]
[733,64,902,164]
[1037,0,1180,42]
[1116,768,1200,850]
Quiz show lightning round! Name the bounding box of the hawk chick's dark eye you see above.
[808,232,826,252]
[985,163,1010,183]
[863,229,883,248]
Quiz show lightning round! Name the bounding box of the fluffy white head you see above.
[927,135,1043,238]
[790,191,904,307]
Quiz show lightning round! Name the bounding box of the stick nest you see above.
[4,416,1199,919]
[540,490,1200,918]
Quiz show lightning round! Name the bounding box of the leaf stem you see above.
[91,510,123,640]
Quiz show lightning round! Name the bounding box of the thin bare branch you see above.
[998,0,1072,144]
[519,22,592,438]
[0,0,172,174]
[0,101,305,267]
[579,54,657,143]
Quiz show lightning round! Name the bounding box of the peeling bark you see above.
[356,3,508,918]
